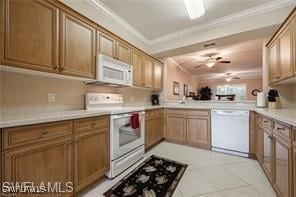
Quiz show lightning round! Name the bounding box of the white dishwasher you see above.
[211,110,249,157]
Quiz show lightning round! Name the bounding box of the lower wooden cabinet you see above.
[186,116,210,148]
[3,137,73,196]
[1,116,110,195]
[273,135,292,197]
[145,109,164,149]
[166,114,186,141]
[262,128,273,181]
[256,123,264,163]
[166,109,211,149]
[293,141,296,197]
[74,129,109,192]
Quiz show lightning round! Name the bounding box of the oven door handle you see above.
[111,112,145,119]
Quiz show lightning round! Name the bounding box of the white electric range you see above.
[86,93,145,178]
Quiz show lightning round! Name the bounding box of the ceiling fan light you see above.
[226,77,232,82]
[183,0,205,20]
[206,62,215,68]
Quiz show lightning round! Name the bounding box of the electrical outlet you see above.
[48,93,55,103]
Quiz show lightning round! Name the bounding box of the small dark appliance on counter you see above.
[151,95,159,105]
[199,86,212,100]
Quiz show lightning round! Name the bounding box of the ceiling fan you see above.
[225,73,240,82]
[195,55,231,69]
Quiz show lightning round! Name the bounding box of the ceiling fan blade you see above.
[219,60,231,64]
[216,57,223,61]
[195,64,204,68]
[233,77,240,79]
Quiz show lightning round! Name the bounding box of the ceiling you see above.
[98,0,274,40]
[170,38,264,81]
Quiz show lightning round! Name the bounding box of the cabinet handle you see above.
[39,131,48,138]
[277,127,285,131]
[263,120,269,123]
[53,65,58,70]
[268,135,272,139]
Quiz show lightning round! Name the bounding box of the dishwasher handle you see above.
[212,110,249,116]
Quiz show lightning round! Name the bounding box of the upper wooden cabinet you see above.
[153,62,163,90]
[131,50,143,86]
[97,31,116,58]
[97,31,131,64]
[269,41,280,83]
[142,57,154,88]
[2,0,59,73]
[116,41,130,64]
[267,8,296,84]
[60,11,96,79]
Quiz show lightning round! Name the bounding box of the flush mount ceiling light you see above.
[206,62,215,68]
[225,77,232,82]
[183,0,205,20]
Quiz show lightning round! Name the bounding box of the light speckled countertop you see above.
[1,103,295,128]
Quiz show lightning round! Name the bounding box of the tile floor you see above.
[80,142,276,197]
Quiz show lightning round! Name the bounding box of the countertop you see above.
[1,104,296,128]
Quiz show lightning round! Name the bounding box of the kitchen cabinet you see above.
[293,140,296,197]
[74,129,109,192]
[256,124,264,163]
[166,109,211,149]
[131,50,144,87]
[269,41,280,83]
[166,114,186,141]
[1,116,110,195]
[186,116,210,148]
[60,11,96,79]
[153,62,163,90]
[97,31,131,64]
[273,135,292,197]
[267,8,296,84]
[2,0,59,73]
[142,57,154,88]
[3,137,73,196]
[145,109,164,150]
[262,127,273,181]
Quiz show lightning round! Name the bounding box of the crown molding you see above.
[88,0,295,46]
[86,0,150,44]
[166,58,197,80]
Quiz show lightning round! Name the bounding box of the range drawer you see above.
[74,116,109,133]
[166,109,209,116]
[274,121,292,141]
[3,120,73,150]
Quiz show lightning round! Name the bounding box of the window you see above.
[216,84,247,101]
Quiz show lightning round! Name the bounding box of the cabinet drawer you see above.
[166,109,209,116]
[74,116,109,133]
[262,117,273,130]
[146,109,163,118]
[274,121,292,141]
[3,121,72,150]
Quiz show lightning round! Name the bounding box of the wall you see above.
[163,58,198,101]
[198,78,263,101]
[0,71,154,111]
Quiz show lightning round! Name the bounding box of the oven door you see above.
[110,111,145,160]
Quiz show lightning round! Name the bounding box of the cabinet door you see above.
[117,41,130,64]
[279,22,294,80]
[3,0,59,72]
[3,138,73,196]
[274,136,292,197]
[256,124,264,163]
[186,116,210,148]
[98,31,116,58]
[74,129,109,192]
[262,129,273,180]
[149,116,163,146]
[60,12,96,79]
[153,62,163,90]
[145,118,151,148]
[142,57,153,88]
[131,50,144,86]
[166,115,186,141]
[269,41,280,83]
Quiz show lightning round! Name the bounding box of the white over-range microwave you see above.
[86,54,133,86]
